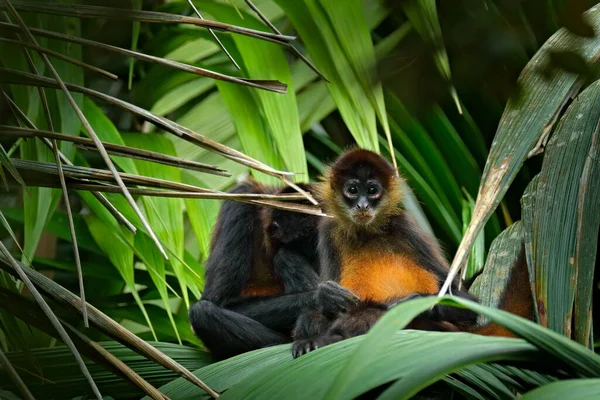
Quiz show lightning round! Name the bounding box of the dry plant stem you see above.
[5,0,168,259]
[0,37,117,80]
[5,1,294,44]
[1,27,90,327]
[0,126,230,176]
[1,95,137,233]
[244,0,329,82]
[0,241,103,399]
[0,347,35,400]
[86,340,169,400]
[0,257,220,399]
[0,22,284,94]
[0,68,319,205]
[186,0,240,69]
[281,176,319,205]
[10,180,324,215]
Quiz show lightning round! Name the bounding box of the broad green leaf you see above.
[175,92,235,159]
[573,120,600,346]
[297,82,336,133]
[46,12,83,139]
[447,297,600,377]
[276,0,379,151]
[150,77,215,117]
[106,304,198,346]
[181,172,220,261]
[2,342,213,400]
[82,98,137,173]
[85,213,156,340]
[520,379,600,399]
[153,330,537,400]
[461,190,485,280]
[381,138,461,243]
[423,105,481,196]
[521,175,540,323]
[1,207,101,255]
[216,81,283,185]
[385,92,462,216]
[532,80,600,338]
[450,5,600,289]
[204,2,308,180]
[470,221,525,324]
[402,0,461,111]
[325,296,440,399]
[453,364,515,399]
[319,0,391,157]
[122,133,187,329]
[164,37,219,63]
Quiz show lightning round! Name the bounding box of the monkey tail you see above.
[471,247,534,338]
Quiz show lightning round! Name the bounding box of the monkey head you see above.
[267,183,320,244]
[321,149,404,229]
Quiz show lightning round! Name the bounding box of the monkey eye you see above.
[367,185,381,198]
[344,184,359,198]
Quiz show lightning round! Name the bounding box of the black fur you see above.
[189,180,325,360]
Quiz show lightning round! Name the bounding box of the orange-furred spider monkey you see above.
[292,149,532,357]
[188,178,356,360]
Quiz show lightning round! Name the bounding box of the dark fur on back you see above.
[190,179,325,360]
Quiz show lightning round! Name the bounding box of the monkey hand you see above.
[292,334,343,358]
[315,281,359,316]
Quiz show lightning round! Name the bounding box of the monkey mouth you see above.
[353,211,375,225]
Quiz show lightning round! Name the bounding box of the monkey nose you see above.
[356,199,370,210]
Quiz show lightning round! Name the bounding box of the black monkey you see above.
[189,178,355,360]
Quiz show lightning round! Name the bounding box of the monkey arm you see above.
[273,248,320,294]
[317,222,343,281]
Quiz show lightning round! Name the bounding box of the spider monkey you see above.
[292,149,530,357]
[188,178,356,360]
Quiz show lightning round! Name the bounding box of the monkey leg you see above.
[388,292,479,329]
[189,300,289,360]
[292,302,385,358]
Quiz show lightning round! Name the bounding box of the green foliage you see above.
[1,0,599,399]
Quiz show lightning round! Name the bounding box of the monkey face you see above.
[341,176,383,225]
[322,149,404,230]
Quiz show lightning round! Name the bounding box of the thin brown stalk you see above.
[5,0,168,259]
[0,21,284,93]
[5,1,294,44]
[1,94,137,233]
[0,347,34,400]
[5,169,326,216]
[0,126,230,176]
[0,37,117,80]
[0,241,102,399]
[244,0,329,82]
[0,256,220,398]
[0,68,319,205]
[0,29,90,326]
[85,338,169,400]
[186,0,240,70]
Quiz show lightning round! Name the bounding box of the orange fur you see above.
[340,250,439,302]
